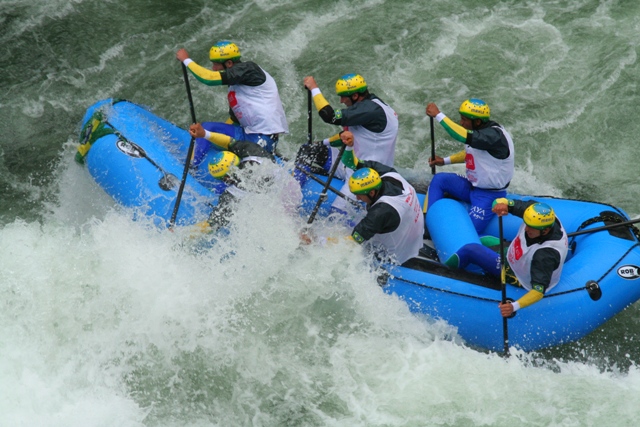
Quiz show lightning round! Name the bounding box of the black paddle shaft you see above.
[567,217,640,237]
[499,215,510,357]
[307,144,347,225]
[307,89,312,145]
[169,63,198,227]
[430,116,436,175]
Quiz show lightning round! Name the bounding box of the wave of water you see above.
[2,0,640,425]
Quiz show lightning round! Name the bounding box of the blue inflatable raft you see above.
[387,196,640,352]
[76,98,226,227]
[77,99,640,352]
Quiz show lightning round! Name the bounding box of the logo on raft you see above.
[617,265,640,280]
[116,138,143,158]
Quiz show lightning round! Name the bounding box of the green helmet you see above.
[335,73,368,96]
[459,98,490,121]
[209,41,241,63]
[349,168,382,195]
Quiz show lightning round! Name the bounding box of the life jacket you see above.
[507,221,568,291]
[369,172,424,264]
[228,68,288,135]
[348,98,398,167]
[464,125,514,189]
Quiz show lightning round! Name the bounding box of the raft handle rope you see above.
[569,213,640,242]
[104,120,180,191]
[386,242,640,304]
[387,272,600,304]
[382,273,502,303]
[527,194,628,218]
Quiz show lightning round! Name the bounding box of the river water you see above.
[2,0,640,425]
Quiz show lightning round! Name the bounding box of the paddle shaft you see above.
[307,89,312,144]
[294,163,360,208]
[430,116,436,175]
[307,144,347,224]
[169,63,198,227]
[568,217,640,237]
[499,215,510,357]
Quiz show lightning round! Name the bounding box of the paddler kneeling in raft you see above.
[189,123,301,233]
[444,199,568,317]
[176,40,288,159]
[302,162,424,266]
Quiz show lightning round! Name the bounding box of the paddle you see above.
[430,116,436,175]
[422,115,436,214]
[294,163,361,208]
[307,88,312,144]
[498,215,510,357]
[169,63,198,227]
[567,217,640,237]
[307,144,347,225]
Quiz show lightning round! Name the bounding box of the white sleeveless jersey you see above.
[227,68,289,135]
[349,98,398,167]
[464,125,514,189]
[507,223,568,291]
[369,172,424,264]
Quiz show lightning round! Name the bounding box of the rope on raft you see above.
[571,212,640,243]
[389,242,640,303]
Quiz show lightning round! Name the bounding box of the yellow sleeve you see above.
[203,130,233,150]
[449,149,466,164]
[327,133,342,146]
[186,61,224,86]
[440,115,469,143]
[329,133,342,146]
[312,91,330,111]
[515,289,544,309]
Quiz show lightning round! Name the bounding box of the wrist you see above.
[443,157,451,165]
[435,112,446,122]
[183,58,193,66]
[511,301,521,312]
[492,198,513,208]
[310,87,321,97]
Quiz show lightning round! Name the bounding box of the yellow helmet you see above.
[459,98,490,121]
[209,41,241,63]
[335,73,368,96]
[208,151,240,178]
[523,203,556,230]
[349,168,382,195]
